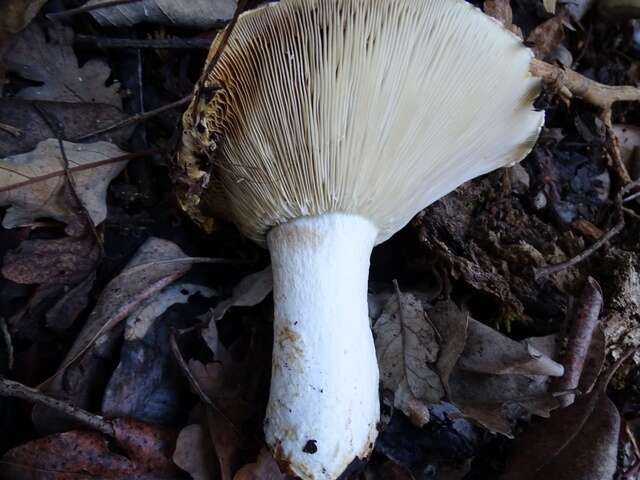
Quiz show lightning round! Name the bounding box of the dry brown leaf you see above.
[40,238,193,390]
[233,448,286,480]
[0,418,179,480]
[173,424,217,480]
[0,0,46,35]
[2,235,99,287]
[503,384,620,480]
[373,294,563,434]
[86,0,237,28]
[5,23,121,106]
[210,267,273,321]
[458,319,564,377]
[483,0,523,37]
[0,139,128,228]
[526,17,565,59]
[373,290,444,405]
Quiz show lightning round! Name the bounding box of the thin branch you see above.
[75,34,213,50]
[534,219,625,279]
[70,96,192,142]
[624,191,640,203]
[0,149,162,195]
[0,377,114,437]
[46,0,143,20]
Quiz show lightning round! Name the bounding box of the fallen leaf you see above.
[458,319,564,377]
[503,384,620,480]
[526,17,565,59]
[173,424,217,480]
[561,0,596,21]
[0,139,129,229]
[4,23,121,106]
[0,418,179,479]
[233,448,286,480]
[42,238,194,388]
[373,289,444,406]
[87,0,237,29]
[102,283,215,423]
[0,98,132,157]
[45,272,96,332]
[483,0,523,37]
[0,0,46,36]
[373,294,563,434]
[210,267,273,321]
[2,235,99,287]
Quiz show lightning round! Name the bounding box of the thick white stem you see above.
[265,213,380,480]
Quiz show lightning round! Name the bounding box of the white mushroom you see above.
[180,0,544,479]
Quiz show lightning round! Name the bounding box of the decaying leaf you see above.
[102,283,215,422]
[374,289,444,405]
[503,384,620,480]
[0,418,179,479]
[86,0,237,29]
[0,139,129,228]
[174,423,217,480]
[2,235,99,287]
[233,448,286,480]
[5,23,121,106]
[483,0,523,37]
[210,266,273,321]
[526,17,565,59]
[0,0,46,37]
[373,294,563,434]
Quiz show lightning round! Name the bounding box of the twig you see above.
[0,149,163,195]
[0,122,22,137]
[75,34,213,50]
[530,59,640,125]
[0,318,13,371]
[551,277,603,407]
[70,96,192,142]
[46,0,143,20]
[534,219,625,279]
[0,377,114,437]
[169,330,243,437]
[606,125,632,184]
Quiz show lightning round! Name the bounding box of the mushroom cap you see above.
[180,0,544,245]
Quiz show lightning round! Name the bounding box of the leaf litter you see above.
[1,0,640,478]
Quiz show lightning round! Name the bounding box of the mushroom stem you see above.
[266,213,380,480]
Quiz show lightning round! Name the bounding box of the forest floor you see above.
[1,0,640,479]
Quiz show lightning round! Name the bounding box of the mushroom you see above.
[179,0,544,478]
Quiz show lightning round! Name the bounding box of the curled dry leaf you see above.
[173,423,217,480]
[210,267,273,321]
[4,23,121,106]
[86,0,237,29]
[0,418,179,480]
[503,384,620,480]
[233,448,286,480]
[0,139,129,228]
[483,0,523,37]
